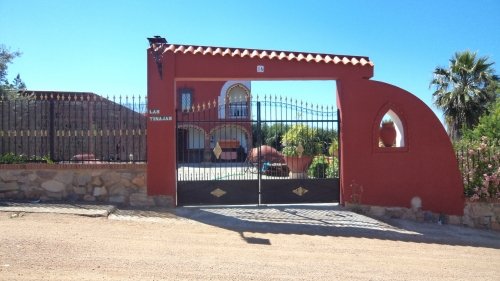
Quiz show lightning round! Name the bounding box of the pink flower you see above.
[480,187,490,197]
[482,180,490,188]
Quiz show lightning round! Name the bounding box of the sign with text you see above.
[149,109,172,122]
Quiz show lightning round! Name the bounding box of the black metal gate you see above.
[176,95,340,206]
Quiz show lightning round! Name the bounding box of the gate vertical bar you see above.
[14,98,17,156]
[49,99,55,161]
[337,109,342,204]
[256,101,262,205]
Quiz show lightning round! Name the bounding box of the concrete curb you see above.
[0,202,116,217]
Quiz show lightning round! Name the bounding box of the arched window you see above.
[226,84,249,118]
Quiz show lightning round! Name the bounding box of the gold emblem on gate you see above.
[211,188,227,198]
[292,186,308,196]
[213,142,222,159]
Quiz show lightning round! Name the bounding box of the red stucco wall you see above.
[337,78,464,215]
[176,81,225,105]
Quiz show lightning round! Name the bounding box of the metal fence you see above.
[0,92,147,162]
[176,94,340,180]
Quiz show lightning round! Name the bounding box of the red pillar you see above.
[147,51,177,199]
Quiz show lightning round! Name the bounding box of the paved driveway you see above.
[111,204,500,248]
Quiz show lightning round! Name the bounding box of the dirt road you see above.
[1,205,499,281]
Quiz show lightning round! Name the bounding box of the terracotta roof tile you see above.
[174,45,185,53]
[193,46,203,55]
[222,48,232,56]
[232,49,241,57]
[154,43,373,67]
[213,47,222,56]
[164,44,174,52]
[359,58,370,66]
[203,47,213,55]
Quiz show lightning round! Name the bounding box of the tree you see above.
[12,74,26,90]
[463,96,500,142]
[0,44,25,96]
[430,51,499,140]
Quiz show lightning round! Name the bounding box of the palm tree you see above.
[430,51,498,140]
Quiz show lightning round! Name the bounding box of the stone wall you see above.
[346,201,500,231]
[0,164,173,208]
[462,201,500,231]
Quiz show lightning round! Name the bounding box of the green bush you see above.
[0,153,53,164]
[307,155,339,178]
[308,156,329,178]
[328,140,338,156]
[327,157,339,178]
[282,124,321,156]
[0,152,26,164]
[463,100,499,141]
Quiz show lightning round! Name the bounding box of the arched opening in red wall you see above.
[373,104,407,150]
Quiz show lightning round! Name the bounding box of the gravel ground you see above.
[0,205,499,281]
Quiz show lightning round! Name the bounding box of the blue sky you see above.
[1,0,499,119]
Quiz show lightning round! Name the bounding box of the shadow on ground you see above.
[171,204,500,249]
[2,200,499,249]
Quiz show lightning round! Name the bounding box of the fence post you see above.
[49,99,55,161]
[256,101,262,205]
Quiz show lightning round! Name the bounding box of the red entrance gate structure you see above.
[146,36,464,215]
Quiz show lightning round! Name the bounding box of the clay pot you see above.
[284,155,313,176]
[379,122,396,147]
[248,145,285,164]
